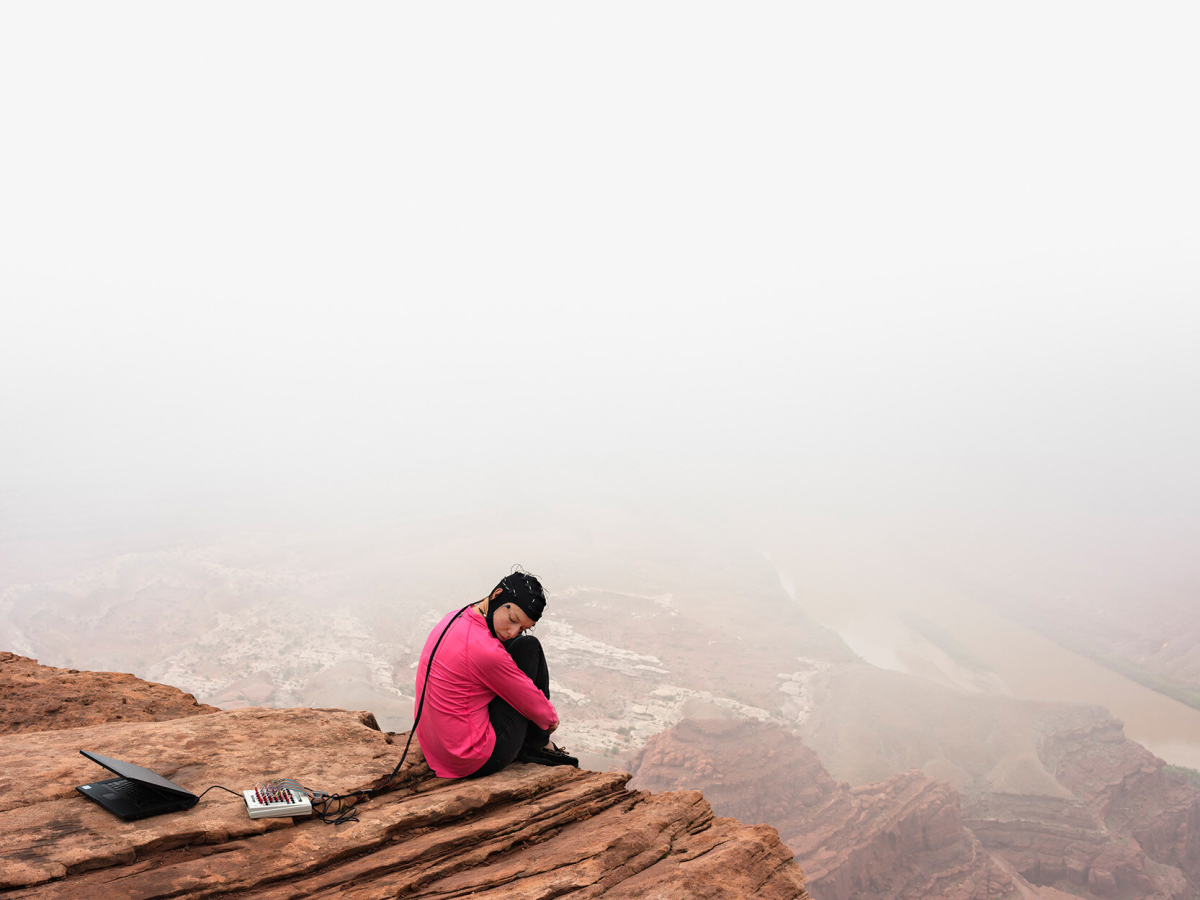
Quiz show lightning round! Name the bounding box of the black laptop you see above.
[76,750,199,820]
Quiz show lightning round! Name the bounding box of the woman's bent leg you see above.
[468,696,528,778]
[467,635,552,778]
[505,634,551,748]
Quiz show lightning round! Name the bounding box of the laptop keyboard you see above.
[107,778,165,808]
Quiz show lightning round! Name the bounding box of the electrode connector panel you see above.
[244,783,313,818]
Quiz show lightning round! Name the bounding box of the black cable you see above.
[310,603,474,824]
[190,604,478,824]
[196,785,243,800]
[312,792,362,825]
[383,602,473,784]
[204,593,526,825]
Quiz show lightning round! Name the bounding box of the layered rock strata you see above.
[0,660,809,899]
[965,793,1185,900]
[630,718,1016,900]
[1041,712,1200,882]
[797,661,1200,899]
[964,710,1200,899]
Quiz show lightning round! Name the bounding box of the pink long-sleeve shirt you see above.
[414,606,558,778]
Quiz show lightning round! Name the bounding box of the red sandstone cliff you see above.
[0,656,809,899]
[631,712,1200,900]
[965,707,1200,900]
[792,660,1200,900]
[1040,711,1200,882]
[629,718,1017,900]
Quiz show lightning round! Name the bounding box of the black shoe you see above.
[517,743,579,767]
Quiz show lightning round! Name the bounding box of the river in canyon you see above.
[763,541,1200,772]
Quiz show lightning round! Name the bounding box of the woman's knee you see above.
[506,634,549,694]
[506,634,544,667]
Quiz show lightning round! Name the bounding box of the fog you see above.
[3,3,1199,649]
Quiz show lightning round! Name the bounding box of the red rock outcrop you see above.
[964,793,1186,900]
[1039,712,1200,883]
[797,660,1200,899]
[0,661,810,899]
[629,718,1016,900]
[960,707,1200,900]
[0,652,217,734]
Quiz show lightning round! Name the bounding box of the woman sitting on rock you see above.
[414,570,577,778]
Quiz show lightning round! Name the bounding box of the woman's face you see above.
[495,602,536,641]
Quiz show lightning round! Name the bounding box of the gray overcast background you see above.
[2,3,1198,607]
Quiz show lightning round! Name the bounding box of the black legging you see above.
[468,634,552,778]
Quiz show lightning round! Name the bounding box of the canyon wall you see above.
[630,718,1015,900]
[631,710,1200,900]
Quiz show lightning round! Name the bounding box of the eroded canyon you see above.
[3,514,1198,899]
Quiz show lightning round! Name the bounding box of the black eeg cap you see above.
[493,570,547,623]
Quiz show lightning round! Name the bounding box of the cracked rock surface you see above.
[0,658,810,899]
[0,651,218,735]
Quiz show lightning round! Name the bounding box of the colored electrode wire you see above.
[251,782,305,805]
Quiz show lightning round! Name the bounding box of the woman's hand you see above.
[548,719,560,734]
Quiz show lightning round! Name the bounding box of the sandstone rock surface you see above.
[0,651,218,735]
[0,659,810,899]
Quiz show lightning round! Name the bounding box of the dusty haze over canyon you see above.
[5,511,1200,898]
[3,3,1199,898]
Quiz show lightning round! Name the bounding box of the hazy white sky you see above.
[2,3,1198,598]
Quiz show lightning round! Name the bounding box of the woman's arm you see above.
[470,642,558,730]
